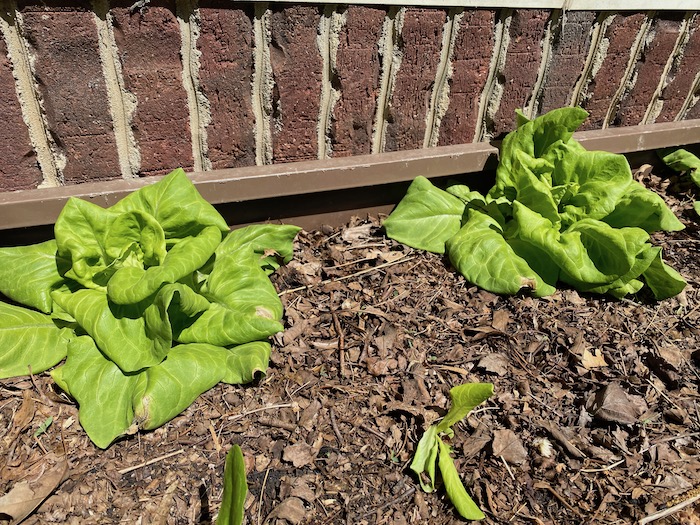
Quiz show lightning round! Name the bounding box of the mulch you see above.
[1,165,699,524]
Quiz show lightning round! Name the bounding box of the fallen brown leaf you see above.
[492,429,528,465]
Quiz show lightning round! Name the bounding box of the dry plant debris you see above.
[1,166,699,524]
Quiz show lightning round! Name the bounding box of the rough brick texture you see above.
[20,1,121,184]
[656,16,700,122]
[0,34,42,190]
[539,11,596,114]
[269,6,323,163]
[616,14,684,127]
[330,6,385,157]
[438,9,495,146]
[580,13,646,130]
[111,0,193,176]
[492,9,550,138]
[384,8,445,152]
[198,2,255,169]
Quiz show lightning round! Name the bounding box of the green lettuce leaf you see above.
[0,302,71,378]
[0,240,66,313]
[602,180,684,233]
[660,148,700,186]
[409,425,439,492]
[437,439,485,520]
[51,336,139,448]
[383,176,465,254]
[218,224,301,274]
[178,250,283,346]
[642,249,687,300]
[436,383,495,435]
[218,445,248,525]
[221,341,271,384]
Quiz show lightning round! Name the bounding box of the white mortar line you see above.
[677,71,700,121]
[177,0,210,172]
[93,0,140,179]
[252,4,273,165]
[371,7,404,155]
[601,11,655,129]
[569,12,612,108]
[0,4,62,187]
[317,6,346,159]
[423,8,462,149]
[524,9,560,119]
[642,13,693,124]
[474,8,511,141]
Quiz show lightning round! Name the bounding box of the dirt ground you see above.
[1,165,699,525]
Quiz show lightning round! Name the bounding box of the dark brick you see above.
[20,2,121,184]
[330,6,385,157]
[198,3,255,169]
[657,16,700,122]
[438,9,495,146]
[269,6,323,163]
[0,34,42,191]
[492,9,550,137]
[384,8,445,152]
[616,14,685,126]
[580,13,646,130]
[111,0,193,176]
[539,11,596,114]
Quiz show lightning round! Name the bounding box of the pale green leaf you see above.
[51,336,139,448]
[659,148,700,184]
[0,302,70,378]
[437,439,485,520]
[642,249,687,300]
[603,180,684,233]
[221,341,271,384]
[384,176,465,254]
[217,445,248,525]
[436,383,494,434]
[0,240,66,313]
[218,224,301,274]
[409,425,439,492]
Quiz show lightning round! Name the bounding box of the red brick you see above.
[198,2,255,169]
[0,34,42,191]
[580,13,646,130]
[330,6,385,157]
[492,9,550,137]
[438,9,495,146]
[686,97,700,120]
[269,6,323,163]
[20,2,121,184]
[616,15,684,126]
[656,16,700,122]
[111,0,193,176]
[384,8,445,152]
[539,11,596,114]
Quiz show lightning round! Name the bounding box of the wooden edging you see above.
[1,118,699,234]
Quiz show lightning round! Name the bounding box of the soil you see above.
[1,166,699,525]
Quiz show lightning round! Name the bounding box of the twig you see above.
[359,486,416,518]
[228,403,294,421]
[258,417,296,432]
[258,468,271,525]
[332,312,345,378]
[278,255,417,296]
[118,449,185,475]
[580,459,625,473]
[638,490,700,525]
[329,408,344,447]
[500,455,515,481]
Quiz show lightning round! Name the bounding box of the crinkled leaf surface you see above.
[51,336,139,448]
[110,168,229,238]
[447,210,556,297]
[107,225,222,304]
[132,344,230,430]
[437,439,485,520]
[383,176,465,254]
[179,251,283,346]
[103,209,167,268]
[51,288,170,373]
[218,224,302,274]
[221,341,271,384]
[602,180,684,233]
[0,302,70,378]
[0,240,65,313]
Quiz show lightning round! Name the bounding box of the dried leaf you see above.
[491,309,510,332]
[477,353,509,376]
[11,391,35,436]
[581,348,607,369]
[587,383,646,425]
[268,497,307,524]
[492,429,528,465]
[0,457,68,523]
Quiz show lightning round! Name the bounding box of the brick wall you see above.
[0,5,699,191]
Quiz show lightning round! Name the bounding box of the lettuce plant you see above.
[0,169,300,448]
[411,383,493,520]
[384,108,686,300]
[217,444,247,525]
[659,147,700,216]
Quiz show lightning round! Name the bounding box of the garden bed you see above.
[1,164,699,524]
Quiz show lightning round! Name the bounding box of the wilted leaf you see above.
[587,383,646,425]
[0,457,67,523]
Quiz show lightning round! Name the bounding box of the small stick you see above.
[329,407,344,447]
[118,449,185,475]
[258,417,296,432]
[639,491,700,525]
[332,312,345,378]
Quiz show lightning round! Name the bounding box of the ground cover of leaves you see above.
[1,166,699,524]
